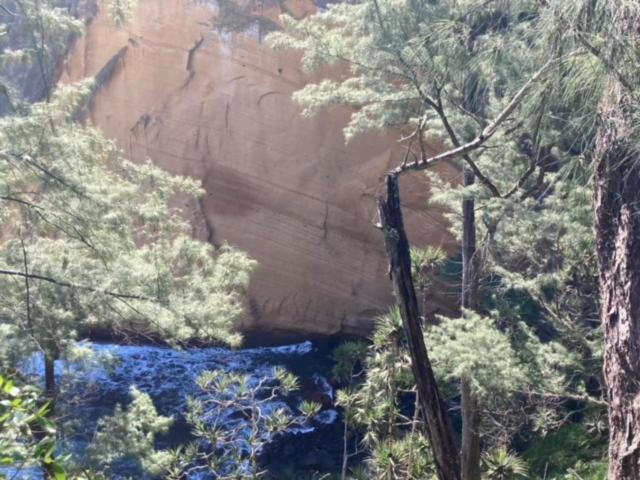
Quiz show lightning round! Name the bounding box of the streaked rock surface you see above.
[61,0,457,338]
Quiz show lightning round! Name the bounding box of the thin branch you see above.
[432,93,502,197]
[0,195,42,209]
[392,54,574,181]
[504,95,548,199]
[0,269,152,301]
[518,389,607,407]
[0,2,19,15]
[19,234,33,334]
[371,0,438,110]
[1,150,90,200]
[0,195,102,254]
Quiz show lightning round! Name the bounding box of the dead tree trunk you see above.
[378,173,461,480]
[594,79,640,479]
[460,167,482,480]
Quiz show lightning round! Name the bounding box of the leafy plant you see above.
[165,369,320,479]
[300,400,322,418]
[86,387,173,477]
[332,311,434,480]
[0,373,67,479]
[482,448,528,480]
[331,342,367,384]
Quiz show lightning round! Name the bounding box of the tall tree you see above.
[378,174,460,480]
[269,2,606,478]
[0,0,255,402]
[588,2,640,476]
[594,77,640,479]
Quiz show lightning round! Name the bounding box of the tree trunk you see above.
[44,354,56,411]
[594,79,640,479]
[460,167,482,480]
[460,378,481,480]
[340,418,348,480]
[461,168,480,313]
[38,354,57,478]
[378,174,461,480]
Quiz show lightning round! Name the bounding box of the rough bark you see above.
[460,166,482,480]
[594,80,640,480]
[378,174,461,480]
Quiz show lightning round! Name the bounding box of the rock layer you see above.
[61,0,457,339]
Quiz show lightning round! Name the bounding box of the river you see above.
[17,340,342,479]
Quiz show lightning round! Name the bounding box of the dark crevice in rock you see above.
[72,45,128,121]
[93,45,128,91]
[198,197,219,248]
[186,34,205,74]
[257,90,284,106]
[321,201,329,240]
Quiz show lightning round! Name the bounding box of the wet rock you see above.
[21,340,342,478]
[299,448,335,471]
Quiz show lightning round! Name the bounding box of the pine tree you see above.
[585,2,640,476]
[268,1,608,477]
[0,0,255,403]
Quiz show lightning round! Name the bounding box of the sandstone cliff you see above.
[61,0,457,339]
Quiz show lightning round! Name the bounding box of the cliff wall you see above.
[61,0,457,339]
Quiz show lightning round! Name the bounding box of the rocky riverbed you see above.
[19,341,343,478]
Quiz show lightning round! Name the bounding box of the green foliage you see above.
[273,0,609,472]
[555,461,607,480]
[0,0,257,474]
[367,435,435,480]
[427,310,526,400]
[0,0,256,398]
[86,387,173,476]
[274,366,300,394]
[333,311,434,479]
[371,306,404,349]
[268,0,563,146]
[410,246,446,280]
[428,164,600,371]
[410,246,446,305]
[108,0,138,27]
[482,448,528,480]
[523,423,606,478]
[330,341,367,384]
[0,373,67,479]
[0,0,84,108]
[0,82,256,372]
[5,0,637,476]
[166,368,312,479]
[299,400,322,418]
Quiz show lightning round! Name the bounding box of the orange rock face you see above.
[61,0,456,340]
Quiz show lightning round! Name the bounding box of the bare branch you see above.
[392,54,576,184]
[0,269,152,301]
[0,2,19,15]
[19,234,32,333]
[432,94,502,197]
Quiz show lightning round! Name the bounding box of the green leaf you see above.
[51,462,66,480]
[34,439,56,461]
